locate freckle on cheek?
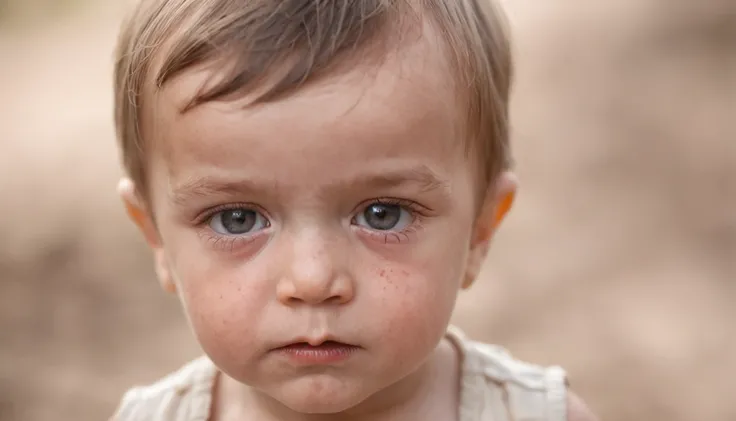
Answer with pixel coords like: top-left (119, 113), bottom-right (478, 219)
top-left (387, 269), bottom-right (396, 285)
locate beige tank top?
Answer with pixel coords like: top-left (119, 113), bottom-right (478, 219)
top-left (112, 326), bottom-right (568, 421)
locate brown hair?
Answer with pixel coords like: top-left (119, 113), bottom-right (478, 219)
top-left (113, 0), bottom-right (513, 200)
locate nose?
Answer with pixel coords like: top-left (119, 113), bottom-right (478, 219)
top-left (276, 227), bottom-right (354, 306)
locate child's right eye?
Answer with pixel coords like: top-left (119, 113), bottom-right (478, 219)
top-left (208, 208), bottom-right (270, 235)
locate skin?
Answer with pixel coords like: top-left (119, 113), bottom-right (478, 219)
top-left (120, 17), bottom-right (597, 421)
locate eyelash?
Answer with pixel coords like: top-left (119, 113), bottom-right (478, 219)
top-left (195, 198), bottom-right (430, 251)
top-left (195, 203), bottom-right (270, 252)
top-left (351, 197), bottom-right (427, 244)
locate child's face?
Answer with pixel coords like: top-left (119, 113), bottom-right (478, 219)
top-left (123, 33), bottom-right (515, 415)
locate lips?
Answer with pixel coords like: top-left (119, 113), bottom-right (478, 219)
top-left (277, 340), bottom-right (355, 350)
top-left (274, 334), bottom-right (358, 349)
top-left (273, 339), bottom-right (361, 365)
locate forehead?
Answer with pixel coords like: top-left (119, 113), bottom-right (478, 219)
top-left (144, 21), bottom-right (469, 197)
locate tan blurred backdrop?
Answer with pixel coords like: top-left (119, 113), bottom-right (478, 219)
top-left (0, 1), bottom-right (734, 420)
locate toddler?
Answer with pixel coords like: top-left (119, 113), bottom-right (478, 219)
top-left (111, 1), bottom-right (598, 420)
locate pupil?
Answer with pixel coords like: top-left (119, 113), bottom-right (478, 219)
top-left (365, 204), bottom-right (400, 230)
top-left (222, 209), bottom-right (255, 233)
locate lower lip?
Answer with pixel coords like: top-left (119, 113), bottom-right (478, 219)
top-left (275, 341), bottom-right (359, 365)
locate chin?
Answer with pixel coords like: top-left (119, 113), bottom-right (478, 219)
top-left (274, 375), bottom-right (372, 414)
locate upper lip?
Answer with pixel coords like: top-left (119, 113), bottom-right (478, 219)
top-left (274, 334), bottom-right (358, 349)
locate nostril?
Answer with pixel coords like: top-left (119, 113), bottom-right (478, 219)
top-left (287, 296), bottom-right (304, 305)
top-left (284, 294), bottom-right (346, 306)
top-left (326, 293), bottom-right (351, 305)
top-left (276, 274), bottom-right (354, 305)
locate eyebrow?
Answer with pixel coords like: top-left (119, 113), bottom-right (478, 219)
top-left (169, 176), bottom-right (267, 207)
top-left (168, 164), bottom-right (450, 206)
top-left (347, 165), bottom-right (449, 193)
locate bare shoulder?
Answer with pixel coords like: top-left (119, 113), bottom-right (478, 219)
top-left (567, 391), bottom-right (599, 421)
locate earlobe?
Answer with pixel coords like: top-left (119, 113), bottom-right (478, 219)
top-left (154, 249), bottom-right (177, 294)
top-left (117, 178), bottom-right (176, 294)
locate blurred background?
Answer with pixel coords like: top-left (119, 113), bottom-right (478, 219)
top-left (0, 0), bottom-right (734, 420)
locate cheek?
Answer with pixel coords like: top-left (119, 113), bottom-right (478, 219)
top-left (361, 210), bottom-right (474, 352)
top-left (368, 257), bottom-right (464, 358)
top-left (167, 243), bottom-right (271, 369)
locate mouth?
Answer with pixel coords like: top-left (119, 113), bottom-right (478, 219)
top-left (277, 339), bottom-right (358, 350)
top-left (273, 339), bottom-right (361, 365)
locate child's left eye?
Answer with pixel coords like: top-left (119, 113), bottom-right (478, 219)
top-left (353, 203), bottom-right (413, 231)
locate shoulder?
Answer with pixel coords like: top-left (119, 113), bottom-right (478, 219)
top-left (566, 391), bottom-right (599, 421)
top-left (110, 356), bottom-right (217, 421)
top-left (448, 327), bottom-right (580, 421)
top-left (458, 332), bottom-right (567, 394)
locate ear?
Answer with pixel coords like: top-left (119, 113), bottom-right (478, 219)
top-left (462, 171), bottom-right (518, 289)
top-left (118, 178), bottom-right (177, 294)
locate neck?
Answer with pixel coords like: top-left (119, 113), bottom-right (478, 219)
top-left (217, 338), bottom-right (460, 421)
